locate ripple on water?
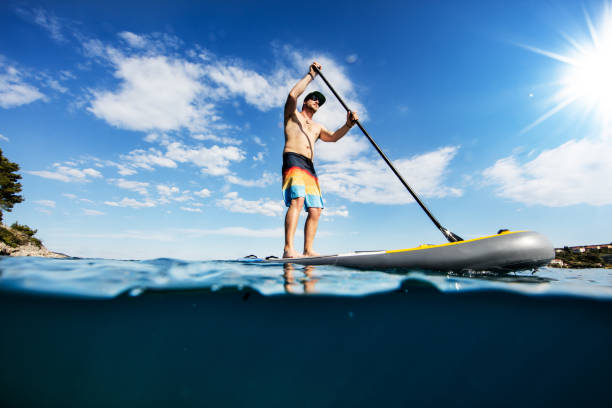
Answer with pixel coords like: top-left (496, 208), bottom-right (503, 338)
top-left (0, 257), bottom-right (610, 300)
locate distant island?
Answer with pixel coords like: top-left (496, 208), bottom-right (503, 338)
top-left (549, 244), bottom-right (612, 269)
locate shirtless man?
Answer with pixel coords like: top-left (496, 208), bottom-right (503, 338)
top-left (282, 62), bottom-right (359, 258)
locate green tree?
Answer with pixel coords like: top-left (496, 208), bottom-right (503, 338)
top-left (0, 148), bottom-right (24, 224)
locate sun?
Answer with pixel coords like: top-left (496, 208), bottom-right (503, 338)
top-left (524, 3), bottom-right (612, 132)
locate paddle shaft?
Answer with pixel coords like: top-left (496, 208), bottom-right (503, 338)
top-left (313, 66), bottom-right (462, 242)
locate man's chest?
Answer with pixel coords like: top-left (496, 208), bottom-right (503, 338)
top-left (288, 115), bottom-right (320, 140)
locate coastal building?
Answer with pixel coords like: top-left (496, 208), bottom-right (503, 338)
top-left (549, 259), bottom-right (564, 267)
top-left (555, 244), bottom-right (612, 253)
top-left (586, 244), bottom-right (612, 250)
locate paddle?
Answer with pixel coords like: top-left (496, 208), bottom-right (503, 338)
top-left (313, 66), bottom-right (463, 243)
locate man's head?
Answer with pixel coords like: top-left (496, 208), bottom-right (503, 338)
top-left (302, 91), bottom-right (326, 113)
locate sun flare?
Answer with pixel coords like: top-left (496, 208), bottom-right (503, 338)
top-left (525, 4), bottom-right (612, 132)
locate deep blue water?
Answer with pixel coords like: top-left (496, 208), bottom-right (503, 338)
top-left (0, 256), bottom-right (610, 299)
top-left (1, 257), bottom-right (611, 407)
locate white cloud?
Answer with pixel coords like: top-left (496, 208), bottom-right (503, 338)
top-left (89, 55), bottom-right (215, 132)
top-left (104, 198), bottom-right (157, 208)
top-left (63, 193), bottom-right (96, 205)
top-left (216, 192), bottom-right (284, 217)
top-left (70, 230), bottom-right (173, 241)
top-left (111, 178), bottom-right (150, 195)
top-left (81, 38), bottom-right (111, 60)
top-left (483, 138), bottom-right (612, 206)
top-left (225, 171), bottom-right (277, 187)
top-left (157, 185), bottom-right (180, 196)
top-left (78, 40), bottom-right (365, 159)
top-left (178, 226), bottom-right (283, 238)
top-left (318, 146), bottom-right (462, 204)
top-left (253, 136), bottom-right (266, 147)
top-left (91, 156), bottom-right (138, 176)
top-left (180, 206), bottom-right (202, 213)
top-left (117, 165), bottom-right (137, 176)
top-left (322, 206), bottom-right (349, 217)
top-left (316, 135), bottom-right (369, 162)
top-left (0, 62), bottom-right (45, 108)
top-left (46, 78), bottom-right (68, 93)
top-left (121, 148), bottom-right (177, 170)
top-left (118, 32), bottom-right (183, 54)
top-left (194, 188), bottom-right (211, 198)
top-left (83, 209), bottom-right (105, 216)
top-left (35, 200), bottom-right (56, 208)
top-left (34, 71), bottom-right (70, 95)
top-left (172, 194), bottom-right (192, 203)
top-left (346, 54), bottom-right (358, 64)
top-left (83, 168), bottom-right (102, 178)
top-left (205, 62), bottom-right (295, 111)
top-left (28, 165), bottom-right (102, 183)
top-left (166, 142), bottom-right (245, 175)
top-left (143, 132), bottom-right (173, 145)
top-left (144, 133), bottom-right (160, 143)
top-left (155, 185), bottom-right (192, 204)
top-left (202, 48), bottom-right (366, 134)
top-left (118, 32), bottom-right (147, 48)
top-left (191, 134), bottom-right (242, 145)
top-left (33, 9), bottom-right (63, 41)
top-left (16, 7), bottom-right (64, 42)
top-left (0, 133), bottom-right (8, 142)
top-left (60, 70), bottom-right (76, 80)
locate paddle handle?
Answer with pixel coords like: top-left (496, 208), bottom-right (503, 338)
top-left (313, 66), bottom-right (462, 242)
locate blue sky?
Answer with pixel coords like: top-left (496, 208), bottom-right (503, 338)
top-left (1, 0), bottom-right (611, 259)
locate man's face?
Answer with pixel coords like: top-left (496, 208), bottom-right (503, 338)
top-left (304, 96), bottom-right (320, 112)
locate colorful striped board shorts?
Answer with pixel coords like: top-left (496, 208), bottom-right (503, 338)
top-left (282, 152), bottom-right (324, 210)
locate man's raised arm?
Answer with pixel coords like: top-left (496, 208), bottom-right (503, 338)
top-left (319, 111), bottom-right (359, 142)
top-left (284, 62), bottom-right (321, 120)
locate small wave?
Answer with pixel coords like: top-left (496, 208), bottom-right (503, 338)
top-left (0, 257), bottom-right (610, 300)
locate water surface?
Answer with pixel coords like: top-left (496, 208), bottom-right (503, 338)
top-left (0, 256), bottom-right (610, 299)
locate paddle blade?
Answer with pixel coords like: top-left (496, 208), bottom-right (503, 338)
top-left (441, 228), bottom-right (463, 243)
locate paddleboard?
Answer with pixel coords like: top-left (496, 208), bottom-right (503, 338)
top-left (250, 231), bottom-right (554, 273)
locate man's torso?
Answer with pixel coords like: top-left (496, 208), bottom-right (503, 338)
top-left (283, 110), bottom-right (321, 160)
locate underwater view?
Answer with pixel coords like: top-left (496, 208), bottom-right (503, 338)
top-left (1, 257), bottom-right (611, 407)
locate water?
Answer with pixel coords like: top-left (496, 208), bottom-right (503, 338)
top-left (1, 256), bottom-right (611, 407)
top-left (0, 256), bottom-right (611, 299)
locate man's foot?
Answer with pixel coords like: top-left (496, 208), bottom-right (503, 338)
top-left (303, 250), bottom-right (320, 257)
top-left (283, 249), bottom-right (303, 259)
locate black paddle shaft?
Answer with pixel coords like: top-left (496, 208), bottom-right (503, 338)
top-left (312, 66), bottom-right (463, 243)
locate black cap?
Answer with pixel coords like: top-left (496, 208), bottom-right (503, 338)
top-left (304, 91), bottom-right (326, 106)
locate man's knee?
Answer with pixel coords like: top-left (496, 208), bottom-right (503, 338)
top-left (307, 207), bottom-right (322, 219)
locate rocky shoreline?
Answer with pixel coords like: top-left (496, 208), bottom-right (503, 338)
top-left (0, 224), bottom-right (69, 258)
top-left (0, 241), bottom-right (68, 258)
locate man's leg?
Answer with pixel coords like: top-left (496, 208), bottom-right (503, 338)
top-left (283, 197), bottom-right (304, 258)
top-left (303, 207), bottom-right (322, 257)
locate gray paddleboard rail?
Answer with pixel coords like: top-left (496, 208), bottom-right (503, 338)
top-left (264, 231), bottom-right (554, 273)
